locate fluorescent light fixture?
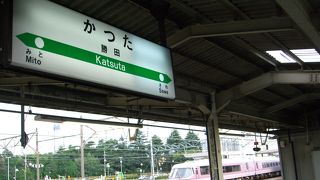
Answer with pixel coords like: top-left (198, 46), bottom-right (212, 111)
top-left (266, 50), bottom-right (296, 63)
top-left (291, 49), bottom-right (320, 62)
top-left (34, 114), bottom-right (143, 128)
top-left (266, 49), bottom-right (320, 63)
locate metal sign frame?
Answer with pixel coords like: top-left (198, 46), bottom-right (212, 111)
top-left (1, 0), bottom-right (176, 100)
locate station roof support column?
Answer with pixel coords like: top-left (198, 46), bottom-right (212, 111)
top-left (206, 91), bottom-right (224, 180)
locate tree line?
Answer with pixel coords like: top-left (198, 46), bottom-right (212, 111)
top-left (0, 129), bottom-right (202, 179)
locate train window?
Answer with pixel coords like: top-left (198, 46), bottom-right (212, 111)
top-left (246, 163), bottom-right (249, 170)
top-left (169, 168), bottom-right (193, 179)
top-left (256, 163), bottom-right (259, 169)
top-left (200, 166), bottom-right (210, 175)
top-left (223, 165), bottom-right (241, 173)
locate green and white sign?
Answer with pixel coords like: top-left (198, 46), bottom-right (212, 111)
top-left (12, 0), bottom-right (175, 99)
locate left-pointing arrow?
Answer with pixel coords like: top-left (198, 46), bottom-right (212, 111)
top-left (17, 32), bottom-right (172, 84)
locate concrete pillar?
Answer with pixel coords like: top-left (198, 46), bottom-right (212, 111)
top-left (206, 91), bottom-right (224, 180)
top-left (278, 130), bottom-right (320, 180)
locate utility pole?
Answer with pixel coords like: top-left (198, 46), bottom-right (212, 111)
top-left (7, 157), bottom-right (11, 180)
top-left (150, 140), bottom-right (155, 180)
top-left (80, 125), bottom-right (85, 179)
top-left (104, 150), bottom-right (106, 177)
top-left (119, 157), bottom-right (123, 173)
top-left (14, 165), bottom-right (17, 180)
top-left (36, 128), bottom-right (40, 180)
top-left (24, 154), bottom-right (27, 180)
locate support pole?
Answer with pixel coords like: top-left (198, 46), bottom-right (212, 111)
top-left (7, 157), bottom-right (10, 180)
top-left (20, 105), bottom-right (28, 148)
top-left (150, 0), bottom-right (169, 47)
top-left (206, 91), bottom-right (223, 180)
top-left (120, 157), bottom-right (122, 173)
top-left (21, 105), bottom-right (24, 145)
top-left (36, 128), bottom-right (40, 180)
top-left (150, 139), bottom-right (155, 180)
top-left (80, 125), bottom-right (85, 179)
top-left (104, 150), bottom-right (106, 177)
top-left (158, 19), bottom-right (167, 47)
top-left (24, 154), bottom-right (27, 180)
top-left (288, 130), bottom-right (298, 180)
top-left (14, 165), bottom-right (16, 180)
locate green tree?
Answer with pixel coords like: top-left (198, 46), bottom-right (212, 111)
top-left (127, 130), bottom-right (149, 174)
top-left (64, 160), bottom-right (79, 177)
top-left (84, 153), bottom-right (102, 176)
top-left (129, 130), bottom-right (147, 150)
top-left (166, 130), bottom-right (183, 150)
top-left (152, 135), bottom-right (163, 146)
top-left (118, 136), bottom-right (127, 149)
top-left (0, 149), bottom-right (17, 180)
top-left (184, 131), bottom-right (202, 152)
top-left (41, 153), bottom-right (57, 178)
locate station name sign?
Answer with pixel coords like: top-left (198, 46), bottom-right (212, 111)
top-left (11, 0), bottom-right (175, 99)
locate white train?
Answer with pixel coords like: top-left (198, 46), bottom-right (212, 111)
top-left (169, 157), bottom-right (281, 180)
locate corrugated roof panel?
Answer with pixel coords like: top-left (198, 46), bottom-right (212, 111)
top-left (240, 31), bottom-right (313, 52)
top-left (191, 39), bottom-right (264, 78)
top-left (176, 39), bottom-right (234, 65)
top-left (231, 0), bottom-right (278, 19)
top-left (309, 0), bottom-right (320, 9)
top-left (214, 37), bottom-right (275, 70)
top-left (238, 34), bottom-right (279, 50)
top-left (294, 84), bottom-right (320, 93)
top-left (194, 68), bottom-right (241, 87)
top-left (270, 31), bottom-right (314, 50)
top-left (216, 57), bottom-right (263, 80)
top-left (171, 53), bottom-right (186, 67)
top-left (268, 84), bottom-right (304, 99)
top-left (174, 59), bottom-right (210, 75)
top-left (167, 3), bottom-right (199, 26)
top-left (174, 38), bottom-right (266, 82)
top-left (250, 89), bottom-right (284, 105)
top-left (233, 96), bottom-right (269, 109)
top-left (182, 0), bottom-right (234, 22)
top-left (85, 1), bottom-right (114, 15)
top-left (97, 1), bottom-right (125, 20)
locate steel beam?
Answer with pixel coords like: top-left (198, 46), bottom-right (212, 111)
top-left (167, 17), bottom-right (294, 48)
top-left (226, 103), bottom-right (301, 127)
top-left (0, 90), bottom-right (206, 126)
top-left (0, 74), bottom-right (212, 107)
top-left (276, 0), bottom-right (320, 53)
top-left (0, 77), bottom-right (63, 86)
top-left (262, 93), bottom-right (320, 114)
top-left (216, 71), bottom-right (320, 109)
top-left (34, 114), bottom-right (143, 128)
